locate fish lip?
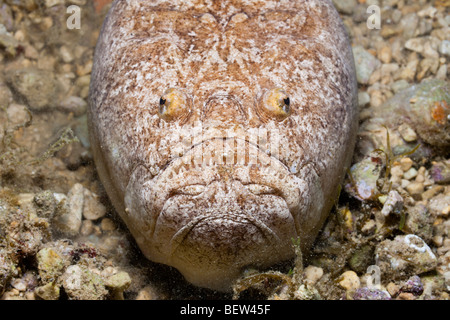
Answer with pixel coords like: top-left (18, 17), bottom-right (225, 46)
top-left (168, 213), bottom-right (282, 259)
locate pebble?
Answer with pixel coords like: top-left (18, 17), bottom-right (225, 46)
top-left (52, 184), bottom-right (84, 236)
top-left (331, 0), bottom-right (356, 15)
top-left (136, 285), bottom-right (159, 300)
top-left (10, 278), bottom-right (27, 291)
top-left (375, 234), bottom-right (437, 278)
top-left (404, 204), bottom-right (433, 242)
top-left (403, 167), bottom-right (418, 180)
top-left (352, 46), bottom-right (381, 85)
top-left (386, 282), bottom-right (399, 297)
top-left (381, 190), bottom-right (404, 217)
top-left (59, 45), bottom-right (74, 63)
top-left (427, 194), bottom-right (450, 217)
top-left (80, 219), bottom-right (94, 236)
top-left (345, 154), bottom-right (382, 201)
top-left (399, 275), bottom-right (424, 296)
top-left (100, 218), bottom-right (116, 232)
top-left (422, 185), bottom-right (444, 201)
top-left (105, 271), bottom-right (131, 299)
top-left (361, 219), bottom-right (376, 234)
top-left (6, 67), bottom-right (58, 111)
top-left (352, 287), bottom-right (391, 300)
top-left (378, 46), bottom-right (392, 64)
top-left (349, 245), bottom-right (374, 274)
top-left (338, 270), bottom-right (360, 291)
top-left (430, 161), bottom-right (450, 184)
top-left (62, 265), bottom-right (108, 300)
top-left (34, 282), bottom-right (60, 300)
top-left (82, 188), bottom-right (107, 220)
top-left (303, 266), bottom-right (323, 286)
top-left (399, 158), bottom-right (414, 172)
top-left (58, 96), bottom-right (87, 116)
top-left (358, 91), bottom-right (371, 108)
top-left (33, 191), bottom-right (57, 219)
top-left (405, 181), bottom-right (424, 200)
top-left (439, 40), bottom-right (450, 57)
top-left (36, 247), bottom-right (65, 284)
top-left (397, 124), bottom-right (417, 142)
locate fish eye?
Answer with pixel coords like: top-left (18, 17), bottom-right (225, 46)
top-left (257, 88), bottom-right (292, 121)
top-left (158, 88), bottom-right (191, 121)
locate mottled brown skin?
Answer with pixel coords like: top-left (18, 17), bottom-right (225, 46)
top-left (88, 0), bottom-right (358, 291)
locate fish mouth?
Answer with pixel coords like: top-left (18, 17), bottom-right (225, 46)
top-left (143, 137), bottom-right (303, 257)
top-left (169, 213), bottom-right (281, 258)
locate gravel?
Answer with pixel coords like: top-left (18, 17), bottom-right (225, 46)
top-left (0, 0), bottom-right (449, 300)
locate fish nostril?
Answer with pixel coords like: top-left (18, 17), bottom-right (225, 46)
top-left (202, 94), bottom-right (247, 122)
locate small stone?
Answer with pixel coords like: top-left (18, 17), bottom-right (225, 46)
top-left (430, 161), bottom-right (450, 184)
top-left (375, 234), bottom-right (437, 279)
top-left (378, 46), bottom-right (392, 64)
top-left (59, 96), bottom-right (87, 117)
top-left (405, 181), bottom-right (424, 200)
top-left (59, 45), bottom-right (74, 63)
top-left (82, 188), bottom-right (107, 220)
top-left (136, 285), bottom-right (158, 300)
top-left (100, 218), bottom-right (116, 232)
top-left (44, 0), bottom-right (64, 8)
top-left (6, 104), bottom-right (31, 127)
top-left (105, 271), bottom-right (131, 300)
top-left (345, 154), bottom-right (383, 201)
top-left (80, 219), bottom-right (94, 236)
top-left (11, 278), bottom-right (27, 291)
top-left (33, 191), bottom-right (57, 219)
top-left (399, 158), bottom-right (414, 172)
top-left (398, 124), bottom-right (417, 142)
top-left (303, 266), bottom-right (323, 286)
top-left (404, 204), bottom-right (433, 242)
top-left (399, 275), bottom-right (424, 296)
top-left (403, 167), bottom-right (418, 180)
top-left (358, 91), bottom-right (371, 108)
top-left (352, 287), bottom-right (391, 300)
top-left (36, 248), bottom-right (65, 283)
top-left (338, 271), bottom-right (360, 291)
top-left (442, 206), bottom-right (450, 217)
top-left (352, 46), bottom-right (381, 85)
top-left (76, 60), bottom-right (93, 77)
top-left (52, 184), bottom-right (84, 236)
top-left (34, 282), bottom-right (60, 300)
top-left (331, 0), bottom-right (357, 15)
top-left (405, 38), bottom-right (425, 54)
top-left (439, 40), bottom-right (450, 57)
top-left (386, 282), bottom-right (399, 297)
top-left (427, 193), bottom-right (450, 217)
top-left (349, 245), bottom-right (374, 274)
top-left (381, 190), bottom-right (404, 217)
top-left (401, 13), bottom-right (419, 39)
top-left (391, 165), bottom-right (404, 178)
top-left (422, 185), bottom-right (444, 201)
top-left (62, 265), bottom-right (108, 300)
top-left (391, 80), bottom-right (410, 94)
top-left (399, 60), bottom-right (418, 81)
top-left (6, 67), bottom-right (58, 111)
top-left (397, 292), bottom-right (416, 300)
top-left (361, 219), bottom-right (376, 234)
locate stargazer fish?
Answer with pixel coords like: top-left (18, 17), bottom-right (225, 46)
top-left (88, 0), bottom-right (358, 291)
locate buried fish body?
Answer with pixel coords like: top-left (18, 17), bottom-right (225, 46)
top-left (88, 0), bottom-right (358, 291)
